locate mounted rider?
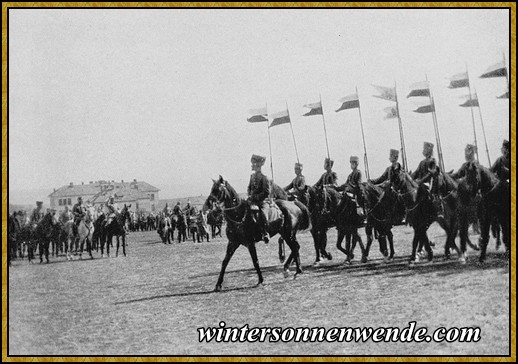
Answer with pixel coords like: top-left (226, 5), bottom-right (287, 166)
top-left (173, 201), bottom-right (182, 216)
top-left (368, 149), bottom-right (402, 187)
top-left (59, 205), bottom-right (74, 225)
top-left (412, 142), bottom-right (442, 217)
top-left (72, 197), bottom-right (85, 236)
top-left (184, 200), bottom-right (197, 217)
top-left (247, 154), bottom-right (271, 244)
top-left (336, 156), bottom-right (364, 216)
top-left (30, 201), bottom-right (45, 228)
top-left (284, 162), bottom-right (306, 202)
top-left (105, 195), bottom-right (119, 227)
top-left (490, 139), bottom-right (509, 182)
top-left (314, 158), bottom-right (338, 189)
top-left (451, 144), bottom-right (478, 179)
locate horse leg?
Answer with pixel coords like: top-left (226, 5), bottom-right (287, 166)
top-left (491, 219), bottom-right (501, 250)
top-left (215, 240), bottom-right (240, 292)
top-left (247, 242), bottom-right (264, 287)
top-left (116, 236), bottom-right (120, 257)
top-left (44, 240), bottom-right (50, 263)
top-left (363, 224), bottom-right (373, 263)
top-left (408, 229), bottom-right (420, 266)
top-left (378, 234), bottom-right (389, 262)
top-left (458, 212), bottom-right (470, 264)
top-left (310, 228), bottom-right (321, 264)
top-left (386, 229), bottom-right (395, 260)
top-left (421, 229), bottom-right (433, 262)
top-left (321, 231), bottom-right (332, 260)
top-left (335, 229), bottom-right (348, 261)
top-left (39, 240), bottom-right (44, 263)
top-left (278, 237), bottom-right (286, 264)
top-left (478, 206), bottom-right (491, 263)
top-left (354, 231), bottom-right (367, 263)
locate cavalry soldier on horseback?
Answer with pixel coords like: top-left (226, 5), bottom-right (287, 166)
top-left (284, 162), bottom-right (306, 201)
top-left (105, 195), bottom-right (119, 227)
top-left (314, 158), bottom-right (338, 188)
top-left (411, 142), bottom-right (437, 183)
top-left (184, 200), bottom-right (197, 217)
top-left (72, 197), bottom-right (85, 237)
top-left (491, 139), bottom-right (509, 182)
top-left (247, 154), bottom-right (271, 244)
top-left (451, 144), bottom-right (478, 179)
top-left (173, 202), bottom-right (182, 216)
top-left (59, 205), bottom-right (73, 225)
top-left (336, 156), bottom-right (364, 215)
top-left (412, 142), bottom-right (443, 218)
top-left (30, 201), bottom-right (45, 228)
top-left (368, 149), bottom-right (401, 187)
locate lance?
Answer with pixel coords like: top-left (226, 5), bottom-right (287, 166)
top-left (265, 102), bottom-right (274, 181)
top-left (425, 75), bottom-right (445, 171)
top-left (466, 64), bottom-right (480, 162)
top-left (356, 86), bottom-right (370, 179)
top-left (320, 93), bottom-right (331, 160)
top-left (286, 101), bottom-right (300, 165)
top-left (474, 89), bottom-right (492, 166)
top-left (394, 80), bottom-right (408, 171)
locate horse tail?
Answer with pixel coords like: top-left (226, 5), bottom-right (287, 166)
top-left (294, 200), bottom-right (310, 231)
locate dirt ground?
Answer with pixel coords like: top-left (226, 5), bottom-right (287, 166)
top-left (8, 223), bottom-right (510, 357)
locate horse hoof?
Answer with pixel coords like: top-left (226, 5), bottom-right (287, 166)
top-left (256, 281), bottom-right (264, 287)
top-left (214, 285), bottom-right (222, 292)
top-left (459, 257), bottom-right (466, 265)
top-left (327, 253), bottom-right (333, 260)
top-left (312, 261), bottom-right (320, 267)
top-left (408, 260), bottom-right (415, 268)
top-left (283, 269), bottom-right (290, 279)
top-left (361, 257), bottom-right (368, 264)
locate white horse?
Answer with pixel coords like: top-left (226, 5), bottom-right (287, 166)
top-left (77, 205), bottom-right (96, 260)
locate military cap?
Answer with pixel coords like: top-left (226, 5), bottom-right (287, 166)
top-left (423, 142), bottom-right (434, 153)
top-left (36, 201), bottom-right (43, 206)
top-left (465, 144), bottom-right (477, 153)
top-left (324, 158), bottom-right (334, 168)
top-left (503, 139), bottom-right (509, 150)
top-left (251, 154), bottom-right (266, 165)
top-left (295, 162), bottom-right (303, 169)
top-left (390, 149), bottom-right (399, 159)
top-left (350, 156), bottom-right (359, 163)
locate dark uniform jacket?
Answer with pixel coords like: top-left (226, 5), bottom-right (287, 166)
top-left (411, 157), bottom-right (437, 182)
top-left (490, 156), bottom-right (509, 181)
top-left (284, 175), bottom-right (306, 192)
top-left (72, 203), bottom-right (85, 223)
top-left (451, 160), bottom-right (479, 180)
top-left (30, 208), bottom-right (44, 225)
top-left (314, 171), bottom-right (338, 188)
top-left (370, 163), bottom-right (401, 185)
top-left (248, 172), bottom-right (270, 205)
top-left (337, 169), bottom-right (362, 195)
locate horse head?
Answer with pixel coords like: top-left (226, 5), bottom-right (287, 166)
top-left (204, 175), bottom-right (238, 211)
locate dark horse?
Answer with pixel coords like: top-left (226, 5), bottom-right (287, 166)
top-left (104, 205), bottom-right (131, 257)
top-left (305, 186), bottom-right (365, 265)
top-left (204, 176), bottom-right (310, 291)
top-left (33, 211), bottom-right (60, 264)
top-left (389, 170), bottom-right (436, 266)
top-left (458, 162), bottom-right (509, 263)
top-left (358, 182), bottom-right (401, 262)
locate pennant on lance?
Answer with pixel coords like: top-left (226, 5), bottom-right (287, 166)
top-left (269, 109), bottom-right (291, 128)
top-left (246, 107), bottom-right (268, 123)
top-left (459, 93), bottom-right (479, 107)
top-left (302, 101), bottom-right (323, 116)
top-left (497, 91), bottom-right (509, 99)
top-left (372, 84), bottom-right (396, 102)
top-left (480, 61), bottom-right (507, 78)
top-left (407, 81), bottom-right (430, 98)
top-left (383, 106), bottom-right (399, 119)
top-left (335, 93), bottom-right (360, 112)
top-left (413, 103), bottom-right (435, 114)
top-left (448, 72), bottom-right (470, 89)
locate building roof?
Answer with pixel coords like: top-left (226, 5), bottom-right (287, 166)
top-left (48, 180), bottom-right (159, 198)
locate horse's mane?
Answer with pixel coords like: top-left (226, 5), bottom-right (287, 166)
top-left (361, 182), bottom-right (382, 202)
top-left (478, 164), bottom-right (499, 191)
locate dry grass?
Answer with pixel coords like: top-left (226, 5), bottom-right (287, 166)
top-left (8, 223), bottom-right (509, 356)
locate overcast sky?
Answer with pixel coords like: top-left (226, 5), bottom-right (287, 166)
top-left (8, 8), bottom-right (510, 204)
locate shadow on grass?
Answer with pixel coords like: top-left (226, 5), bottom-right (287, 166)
top-left (114, 283), bottom-right (263, 305)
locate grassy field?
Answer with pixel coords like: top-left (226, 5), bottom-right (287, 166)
top-left (8, 223), bottom-right (510, 357)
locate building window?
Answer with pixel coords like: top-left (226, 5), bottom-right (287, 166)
top-left (150, 194), bottom-right (155, 201)
top-left (68, 198), bottom-right (72, 205)
top-left (58, 199), bottom-right (62, 206)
